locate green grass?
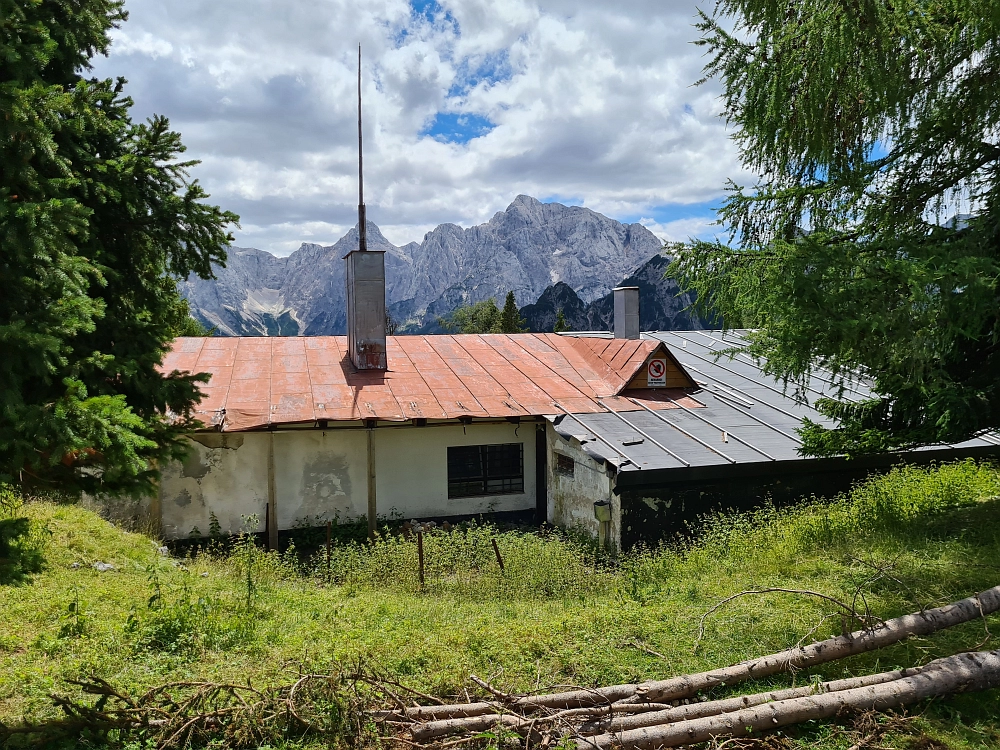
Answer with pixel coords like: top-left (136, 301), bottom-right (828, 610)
top-left (2, 460), bottom-right (1000, 748)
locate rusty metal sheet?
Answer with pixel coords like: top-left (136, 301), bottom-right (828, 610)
top-left (166, 332), bottom-right (708, 431)
top-left (162, 337), bottom-right (206, 374)
top-left (194, 387), bottom-right (229, 413)
top-left (303, 338), bottom-right (345, 368)
top-left (544, 338), bottom-right (612, 393)
top-left (173, 337), bottom-right (206, 354)
top-left (270, 372), bottom-right (313, 400)
top-left (608, 340), bottom-right (643, 370)
top-left (226, 380), bottom-right (270, 405)
top-left (235, 338), bottom-right (272, 357)
top-left (200, 362), bottom-right (233, 384)
top-left (555, 396), bottom-right (601, 413)
top-left (351, 385), bottom-right (406, 421)
top-left (224, 406), bottom-right (270, 431)
top-left (308, 366), bottom-right (350, 386)
top-left (310, 390), bottom-right (360, 421)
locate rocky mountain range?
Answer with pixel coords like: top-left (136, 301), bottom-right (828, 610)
top-left (180, 195), bottom-right (708, 336)
top-left (519, 255), bottom-right (713, 333)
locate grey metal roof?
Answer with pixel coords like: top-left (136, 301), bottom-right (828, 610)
top-left (552, 330), bottom-right (1000, 474)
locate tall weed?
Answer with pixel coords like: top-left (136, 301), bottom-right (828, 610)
top-left (622, 460), bottom-right (1000, 599)
top-left (314, 522), bottom-right (615, 600)
top-left (125, 566), bottom-right (255, 654)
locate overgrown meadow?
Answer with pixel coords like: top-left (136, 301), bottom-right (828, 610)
top-left (2, 460), bottom-right (1000, 748)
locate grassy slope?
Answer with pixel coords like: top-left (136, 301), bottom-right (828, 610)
top-left (2, 460), bottom-right (1000, 748)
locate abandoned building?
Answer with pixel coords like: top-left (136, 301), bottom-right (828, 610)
top-left (152, 65), bottom-right (999, 550)
top-left (156, 268), bottom-right (1000, 550)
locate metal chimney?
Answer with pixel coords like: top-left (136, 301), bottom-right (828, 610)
top-left (613, 286), bottom-right (639, 339)
top-left (345, 45), bottom-right (387, 370)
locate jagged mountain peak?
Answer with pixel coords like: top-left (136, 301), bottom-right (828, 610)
top-left (180, 197), bottom-right (668, 336)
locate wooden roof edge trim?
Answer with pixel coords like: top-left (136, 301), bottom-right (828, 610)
top-left (658, 341), bottom-right (697, 389)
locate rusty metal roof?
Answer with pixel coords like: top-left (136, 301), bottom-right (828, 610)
top-left (163, 334), bottom-right (700, 431)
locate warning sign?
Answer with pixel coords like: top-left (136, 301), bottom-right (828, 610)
top-left (647, 358), bottom-right (667, 387)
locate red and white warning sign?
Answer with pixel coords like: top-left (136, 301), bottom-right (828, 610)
top-left (647, 358), bottom-right (667, 387)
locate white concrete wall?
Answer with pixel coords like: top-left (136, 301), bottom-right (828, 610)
top-left (158, 422), bottom-right (536, 539)
top-left (546, 423), bottom-right (620, 549)
top-left (376, 422), bottom-right (535, 518)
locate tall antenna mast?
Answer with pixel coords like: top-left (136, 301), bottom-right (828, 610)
top-left (357, 44), bottom-right (368, 253)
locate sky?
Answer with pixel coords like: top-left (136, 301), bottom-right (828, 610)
top-left (91, 0), bottom-right (750, 255)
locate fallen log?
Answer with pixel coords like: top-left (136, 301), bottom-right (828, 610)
top-left (410, 665), bottom-right (908, 740)
top-left (392, 702), bottom-right (497, 721)
top-left (578, 649), bottom-right (1000, 749)
top-left (410, 703), bottom-right (685, 741)
top-left (634, 584), bottom-right (1000, 703)
top-left (578, 667), bottom-right (912, 736)
top-left (415, 584), bottom-right (1000, 713)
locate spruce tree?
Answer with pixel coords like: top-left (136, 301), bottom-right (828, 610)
top-left (499, 291), bottom-right (527, 334)
top-left (439, 299), bottom-right (501, 334)
top-left (553, 309), bottom-right (569, 333)
top-left (670, 0), bottom-right (1000, 455)
top-left (1, 0), bottom-right (237, 494)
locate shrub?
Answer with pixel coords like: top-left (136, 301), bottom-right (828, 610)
top-left (125, 566), bottom-right (254, 654)
top-left (0, 484), bottom-right (49, 583)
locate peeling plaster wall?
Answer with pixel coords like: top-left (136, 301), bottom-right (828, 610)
top-left (158, 422), bottom-right (536, 539)
top-left (160, 433), bottom-right (268, 538)
top-left (274, 430), bottom-right (368, 527)
top-left (546, 423), bottom-right (618, 549)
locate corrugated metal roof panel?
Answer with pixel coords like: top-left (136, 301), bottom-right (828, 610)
top-left (545, 331), bottom-right (1000, 472)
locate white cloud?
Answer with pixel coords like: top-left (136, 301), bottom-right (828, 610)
top-left (92, 0), bottom-right (749, 255)
top-left (638, 216), bottom-right (722, 244)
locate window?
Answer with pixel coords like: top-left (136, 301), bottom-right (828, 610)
top-left (448, 443), bottom-right (524, 498)
top-left (555, 453), bottom-right (575, 477)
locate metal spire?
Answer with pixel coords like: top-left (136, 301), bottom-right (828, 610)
top-left (358, 44), bottom-right (368, 252)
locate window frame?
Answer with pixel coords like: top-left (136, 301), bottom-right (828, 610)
top-left (555, 452), bottom-right (575, 477)
top-left (447, 443), bottom-right (525, 498)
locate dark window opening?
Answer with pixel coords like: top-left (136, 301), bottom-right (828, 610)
top-left (448, 443), bottom-right (524, 498)
top-left (555, 453), bottom-right (575, 477)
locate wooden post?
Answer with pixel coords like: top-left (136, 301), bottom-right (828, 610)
top-left (491, 538), bottom-right (505, 573)
top-left (417, 530), bottom-right (425, 588)
top-left (267, 431), bottom-right (278, 552)
top-left (367, 424), bottom-right (377, 540)
top-left (326, 520), bottom-right (332, 580)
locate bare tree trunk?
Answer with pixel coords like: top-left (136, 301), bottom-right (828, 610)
top-left (411, 667), bottom-right (908, 740)
top-left (579, 667), bottom-right (912, 735)
top-left (394, 585), bottom-right (1000, 726)
top-left (578, 650), bottom-right (1000, 750)
top-left (509, 584), bottom-right (1000, 710)
top-left (634, 585), bottom-right (1000, 703)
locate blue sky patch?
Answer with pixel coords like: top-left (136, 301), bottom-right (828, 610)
top-left (394, 0), bottom-right (457, 46)
top-left (410, 0), bottom-right (442, 22)
top-left (448, 50), bottom-right (512, 97)
top-left (422, 113), bottom-right (495, 143)
top-left (634, 200), bottom-right (721, 225)
top-left (539, 194), bottom-right (585, 207)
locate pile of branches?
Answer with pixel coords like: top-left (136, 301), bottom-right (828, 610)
top-left (0, 671), bottom-right (377, 748)
top-left (383, 585), bottom-right (1000, 749)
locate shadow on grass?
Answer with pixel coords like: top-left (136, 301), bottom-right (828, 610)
top-left (0, 515), bottom-right (47, 585)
